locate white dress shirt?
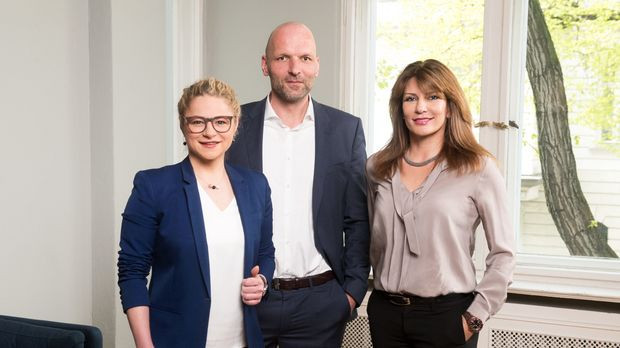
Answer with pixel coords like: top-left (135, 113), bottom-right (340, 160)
top-left (198, 184), bottom-right (246, 348)
top-left (262, 95), bottom-right (331, 278)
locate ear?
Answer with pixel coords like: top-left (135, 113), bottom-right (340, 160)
top-left (261, 55), bottom-right (269, 77)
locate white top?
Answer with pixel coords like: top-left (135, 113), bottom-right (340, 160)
top-left (198, 184), bottom-right (246, 348)
top-left (262, 95), bottom-right (331, 278)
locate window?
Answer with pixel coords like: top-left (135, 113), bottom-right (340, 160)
top-left (513, 0), bottom-right (620, 301)
top-left (342, 0), bottom-right (620, 301)
top-left (371, 0), bottom-right (485, 152)
top-left (519, 0), bottom-right (620, 259)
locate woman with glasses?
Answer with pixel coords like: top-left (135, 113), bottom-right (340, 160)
top-left (118, 77), bottom-right (274, 348)
top-left (366, 60), bottom-right (515, 347)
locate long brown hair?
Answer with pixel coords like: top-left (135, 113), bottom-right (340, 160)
top-left (372, 59), bottom-right (491, 180)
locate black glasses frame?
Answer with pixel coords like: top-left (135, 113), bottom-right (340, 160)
top-left (183, 116), bottom-right (236, 134)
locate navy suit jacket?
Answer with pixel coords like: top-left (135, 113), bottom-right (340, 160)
top-left (117, 157), bottom-right (275, 348)
top-left (227, 97), bottom-right (370, 304)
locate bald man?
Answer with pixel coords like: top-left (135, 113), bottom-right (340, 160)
top-left (227, 22), bottom-right (370, 347)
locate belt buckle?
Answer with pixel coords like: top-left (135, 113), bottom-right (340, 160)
top-left (388, 294), bottom-right (411, 306)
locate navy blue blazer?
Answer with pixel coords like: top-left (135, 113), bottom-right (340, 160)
top-left (117, 157), bottom-right (275, 348)
top-left (226, 98), bottom-right (370, 304)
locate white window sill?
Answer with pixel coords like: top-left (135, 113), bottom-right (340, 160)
top-left (508, 257), bottom-right (620, 303)
top-left (509, 280), bottom-right (620, 303)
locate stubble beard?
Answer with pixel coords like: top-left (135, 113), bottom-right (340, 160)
top-left (270, 77), bottom-right (313, 104)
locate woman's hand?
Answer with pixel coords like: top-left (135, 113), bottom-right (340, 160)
top-left (462, 315), bottom-right (474, 341)
top-left (241, 265), bottom-right (266, 306)
top-left (126, 306), bottom-right (155, 348)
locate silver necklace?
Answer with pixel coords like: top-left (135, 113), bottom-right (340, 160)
top-left (403, 153), bottom-right (439, 167)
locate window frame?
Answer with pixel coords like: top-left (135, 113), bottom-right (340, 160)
top-left (338, 0), bottom-right (376, 140)
top-left (341, 0), bottom-right (620, 303)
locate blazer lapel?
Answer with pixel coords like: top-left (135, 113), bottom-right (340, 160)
top-left (241, 99), bottom-right (267, 172)
top-left (311, 100), bottom-right (332, 230)
top-left (227, 164), bottom-right (254, 277)
top-left (181, 157), bottom-right (211, 297)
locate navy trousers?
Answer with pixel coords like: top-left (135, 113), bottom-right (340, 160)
top-left (368, 290), bottom-right (479, 348)
top-left (257, 278), bottom-right (351, 348)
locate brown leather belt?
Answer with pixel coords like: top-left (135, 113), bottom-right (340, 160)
top-left (378, 290), bottom-right (471, 306)
top-left (272, 271), bottom-right (335, 290)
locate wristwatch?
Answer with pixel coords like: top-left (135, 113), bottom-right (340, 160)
top-left (463, 311), bottom-right (484, 333)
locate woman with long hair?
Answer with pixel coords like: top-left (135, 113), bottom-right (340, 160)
top-left (366, 59), bottom-right (515, 347)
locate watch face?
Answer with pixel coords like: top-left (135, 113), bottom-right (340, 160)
top-left (468, 317), bottom-right (483, 332)
top-left (465, 312), bottom-right (483, 333)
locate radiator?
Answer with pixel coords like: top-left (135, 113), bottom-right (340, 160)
top-left (343, 316), bottom-right (372, 348)
top-left (490, 329), bottom-right (620, 348)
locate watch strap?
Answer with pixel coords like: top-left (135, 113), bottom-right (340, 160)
top-left (463, 311), bottom-right (484, 333)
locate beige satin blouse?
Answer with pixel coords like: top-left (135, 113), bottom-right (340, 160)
top-left (366, 155), bottom-right (515, 321)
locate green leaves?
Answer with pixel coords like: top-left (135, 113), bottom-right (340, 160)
top-left (375, 0), bottom-right (484, 117)
top-left (541, 0), bottom-right (620, 142)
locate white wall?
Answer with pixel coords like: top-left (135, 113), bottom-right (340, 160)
top-left (0, 1), bottom-right (169, 347)
top-left (204, 0), bottom-right (342, 107)
top-left (0, 0), bottom-right (92, 323)
top-left (89, 0), bottom-right (116, 343)
top-left (109, 1), bottom-right (170, 346)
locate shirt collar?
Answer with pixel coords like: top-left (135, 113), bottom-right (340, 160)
top-left (264, 94), bottom-right (315, 126)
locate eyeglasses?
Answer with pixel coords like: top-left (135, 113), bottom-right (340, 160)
top-left (183, 116), bottom-right (236, 134)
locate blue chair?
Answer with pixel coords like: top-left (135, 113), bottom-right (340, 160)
top-left (0, 315), bottom-right (102, 348)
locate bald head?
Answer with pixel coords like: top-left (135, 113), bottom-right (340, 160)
top-left (260, 21), bottom-right (320, 105)
top-left (264, 22), bottom-right (317, 60)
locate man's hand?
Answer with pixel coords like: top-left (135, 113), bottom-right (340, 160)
top-left (345, 293), bottom-right (356, 313)
top-left (241, 265), bottom-right (265, 306)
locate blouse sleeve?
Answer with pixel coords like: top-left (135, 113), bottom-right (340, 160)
top-left (468, 159), bottom-right (516, 321)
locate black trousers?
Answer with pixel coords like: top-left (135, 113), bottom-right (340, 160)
top-left (256, 278), bottom-right (351, 348)
top-left (368, 290), bottom-right (479, 348)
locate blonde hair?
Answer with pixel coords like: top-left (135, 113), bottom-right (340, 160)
top-left (373, 59), bottom-right (491, 180)
top-left (177, 77), bottom-right (241, 130)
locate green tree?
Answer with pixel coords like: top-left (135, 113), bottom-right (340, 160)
top-left (526, 0), bottom-right (617, 257)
